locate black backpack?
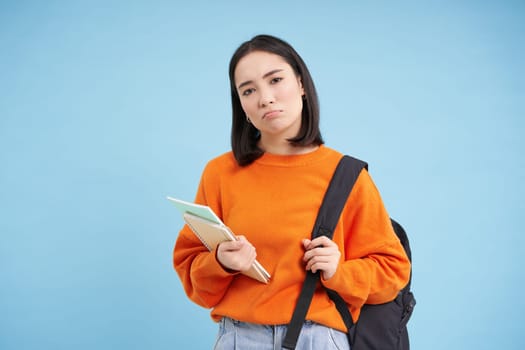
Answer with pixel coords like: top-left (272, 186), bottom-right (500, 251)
top-left (283, 155), bottom-right (416, 350)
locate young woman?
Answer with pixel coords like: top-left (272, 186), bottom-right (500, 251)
top-left (173, 34), bottom-right (411, 350)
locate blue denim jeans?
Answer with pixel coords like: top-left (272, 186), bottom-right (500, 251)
top-left (213, 317), bottom-right (350, 350)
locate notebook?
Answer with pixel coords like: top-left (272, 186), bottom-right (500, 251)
top-left (167, 196), bottom-right (271, 283)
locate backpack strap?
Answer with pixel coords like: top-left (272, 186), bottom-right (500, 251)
top-left (282, 155), bottom-right (368, 350)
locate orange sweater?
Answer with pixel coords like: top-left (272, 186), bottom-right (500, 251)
top-left (173, 145), bottom-right (410, 332)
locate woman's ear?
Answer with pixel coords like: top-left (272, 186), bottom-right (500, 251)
top-left (298, 76), bottom-right (305, 96)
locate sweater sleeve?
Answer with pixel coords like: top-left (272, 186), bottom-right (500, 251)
top-left (321, 169), bottom-right (411, 308)
top-left (172, 162), bottom-right (236, 308)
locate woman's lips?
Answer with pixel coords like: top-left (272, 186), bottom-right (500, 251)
top-left (263, 110), bottom-right (281, 119)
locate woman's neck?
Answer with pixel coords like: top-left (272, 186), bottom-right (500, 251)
top-left (258, 137), bottom-right (318, 155)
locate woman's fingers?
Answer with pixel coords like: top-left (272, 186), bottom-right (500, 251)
top-left (302, 236), bottom-right (341, 280)
top-left (217, 235), bottom-right (256, 272)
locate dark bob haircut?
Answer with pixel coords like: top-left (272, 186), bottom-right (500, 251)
top-left (228, 34), bottom-right (324, 166)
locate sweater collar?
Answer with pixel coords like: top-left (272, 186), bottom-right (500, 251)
top-left (254, 145), bottom-right (331, 167)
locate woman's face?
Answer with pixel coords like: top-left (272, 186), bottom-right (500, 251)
top-left (234, 51), bottom-right (304, 142)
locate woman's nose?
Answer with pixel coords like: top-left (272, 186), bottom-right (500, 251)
top-left (258, 88), bottom-right (275, 107)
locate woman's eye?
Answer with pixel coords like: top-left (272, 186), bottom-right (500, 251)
top-left (270, 77), bottom-right (283, 84)
top-left (242, 88), bottom-right (255, 96)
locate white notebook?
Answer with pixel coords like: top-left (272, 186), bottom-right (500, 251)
top-left (168, 196), bottom-right (271, 283)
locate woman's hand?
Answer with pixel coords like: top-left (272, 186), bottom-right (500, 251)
top-left (303, 236), bottom-right (341, 280)
top-left (216, 235), bottom-right (256, 273)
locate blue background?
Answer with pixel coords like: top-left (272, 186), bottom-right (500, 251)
top-left (1, 1), bottom-right (523, 349)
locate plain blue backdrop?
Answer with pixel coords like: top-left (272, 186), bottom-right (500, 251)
top-left (1, 1), bottom-right (523, 349)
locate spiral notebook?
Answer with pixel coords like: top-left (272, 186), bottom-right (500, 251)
top-left (167, 196), bottom-right (271, 283)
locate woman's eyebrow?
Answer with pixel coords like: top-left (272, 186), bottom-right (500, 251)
top-left (237, 69), bottom-right (284, 90)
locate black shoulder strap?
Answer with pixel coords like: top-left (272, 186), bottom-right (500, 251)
top-left (282, 155), bottom-right (368, 350)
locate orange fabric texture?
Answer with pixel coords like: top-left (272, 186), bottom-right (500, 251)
top-left (173, 146), bottom-right (411, 332)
